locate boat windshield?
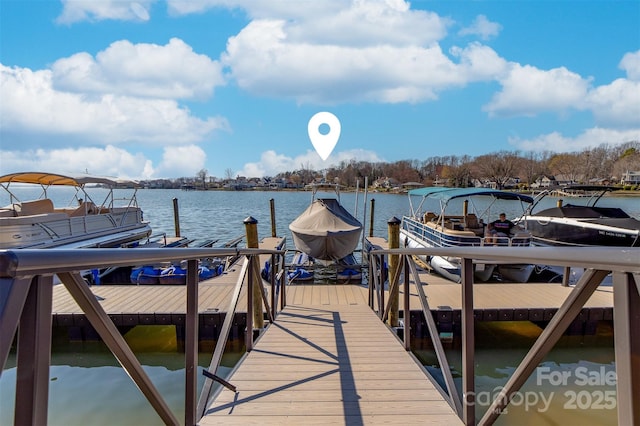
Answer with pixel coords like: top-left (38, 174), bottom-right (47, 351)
top-left (526, 185), bottom-right (618, 214)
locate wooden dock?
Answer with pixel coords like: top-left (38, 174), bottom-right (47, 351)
top-left (200, 303), bottom-right (461, 425)
top-left (41, 236), bottom-right (623, 425)
top-left (51, 276), bottom-right (614, 334)
top-left (50, 236), bottom-right (615, 340)
top-left (53, 237), bottom-right (613, 341)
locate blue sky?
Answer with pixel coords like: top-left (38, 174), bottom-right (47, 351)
top-left (1, 0), bottom-right (639, 180)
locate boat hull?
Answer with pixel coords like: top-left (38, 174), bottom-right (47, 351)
top-left (401, 231), bottom-right (496, 283)
top-left (0, 210), bottom-right (151, 249)
top-left (517, 190), bottom-right (640, 247)
top-left (521, 217), bottom-right (640, 247)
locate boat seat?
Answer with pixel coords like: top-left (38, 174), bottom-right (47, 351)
top-left (14, 199), bottom-right (54, 216)
top-left (444, 221), bottom-right (461, 230)
top-left (423, 212), bottom-right (437, 222)
top-left (464, 214), bottom-right (485, 236)
top-left (69, 201), bottom-right (98, 217)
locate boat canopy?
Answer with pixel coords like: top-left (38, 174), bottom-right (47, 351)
top-left (408, 187), bottom-right (533, 204)
top-left (407, 187), bottom-right (453, 198)
top-left (0, 172), bottom-right (139, 187)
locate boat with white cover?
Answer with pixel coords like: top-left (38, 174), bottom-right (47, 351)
top-left (0, 172), bottom-right (152, 249)
top-left (289, 183), bottom-right (363, 261)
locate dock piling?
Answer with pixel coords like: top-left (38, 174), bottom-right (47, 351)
top-left (369, 198), bottom-right (375, 237)
top-left (172, 198), bottom-right (181, 237)
top-left (244, 217), bottom-right (264, 332)
top-left (387, 217), bottom-right (400, 327)
top-left (269, 198), bottom-right (276, 238)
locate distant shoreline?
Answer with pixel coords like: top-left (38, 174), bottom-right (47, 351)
top-left (171, 187), bottom-right (640, 196)
top-left (525, 190), bottom-right (640, 197)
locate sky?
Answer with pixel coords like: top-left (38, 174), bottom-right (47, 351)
top-left (1, 0), bottom-right (639, 180)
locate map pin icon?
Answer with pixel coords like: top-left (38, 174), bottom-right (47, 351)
top-left (308, 112), bottom-right (341, 161)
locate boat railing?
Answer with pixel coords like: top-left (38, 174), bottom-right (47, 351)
top-left (0, 245), bottom-right (287, 426)
top-left (403, 216), bottom-right (533, 248)
top-left (364, 244), bottom-right (640, 426)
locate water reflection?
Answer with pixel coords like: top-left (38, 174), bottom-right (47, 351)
top-left (414, 321), bottom-right (617, 425)
top-left (1, 325), bottom-right (243, 426)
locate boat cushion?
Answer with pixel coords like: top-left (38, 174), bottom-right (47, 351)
top-left (465, 214), bottom-right (479, 228)
top-left (14, 199), bottom-right (54, 216)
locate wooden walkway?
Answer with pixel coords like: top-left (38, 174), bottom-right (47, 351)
top-left (200, 303), bottom-right (462, 425)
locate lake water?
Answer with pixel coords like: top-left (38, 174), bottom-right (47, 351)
top-left (1, 188), bottom-right (637, 425)
top-left (2, 186), bottom-right (638, 247)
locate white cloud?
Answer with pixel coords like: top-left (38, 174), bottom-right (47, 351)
top-left (27, 0), bottom-right (640, 182)
top-left (484, 51), bottom-right (640, 129)
top-left (168, 0), bottom-right (448, 46)
top-left (57, 0), bottom-right (156, 24)
top-left (223, 18), bottom-right (504, 104)
top-left (51, 38), bottom-right (224, 100)
top-left (154, 145), bottom-right (208, 178)
top-left (282, 1), bottom-right (448, 47)
top-left (509, 127), bottom-right (640, 153)
top-left (484, 64), bottom-right (591, 117)
top-left (239, 149), bottom-right (383, 178)
top-left (168, 1), bottom-right (515, 106)
top-left (450, 42), bottom-right (508, 82)
top-left (0, 144), bottom-right (208, 180)
top-left (586, 78), bottom-right (640, 127)
top-left (459, 15), bottom-right (502, 40)
top-left (0, 146), bottom-right (149, 179)
top-left (167, 0), bottom-right (418, 33)
top-left (620, 50), bottom-right (640, 81)
top-left (0, 64), bottom-right (228, 148)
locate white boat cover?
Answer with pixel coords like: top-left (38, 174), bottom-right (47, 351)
top-left (289, 198), bottom-right (362, 260)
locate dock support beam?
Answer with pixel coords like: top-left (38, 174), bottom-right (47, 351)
top-left (14, 275), bottom-right (53, 426)
top-left (613, 271), bottom-right (640, 425)
top-left (461, 258), bottom-right (475, 425)
top-left (185, 259), bottom-right (199, 426)
top-left (403, 255), bottom-right (410, 350)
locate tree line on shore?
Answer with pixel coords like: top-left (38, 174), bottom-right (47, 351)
top-left (145, 141), bottom-right (640, 190)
